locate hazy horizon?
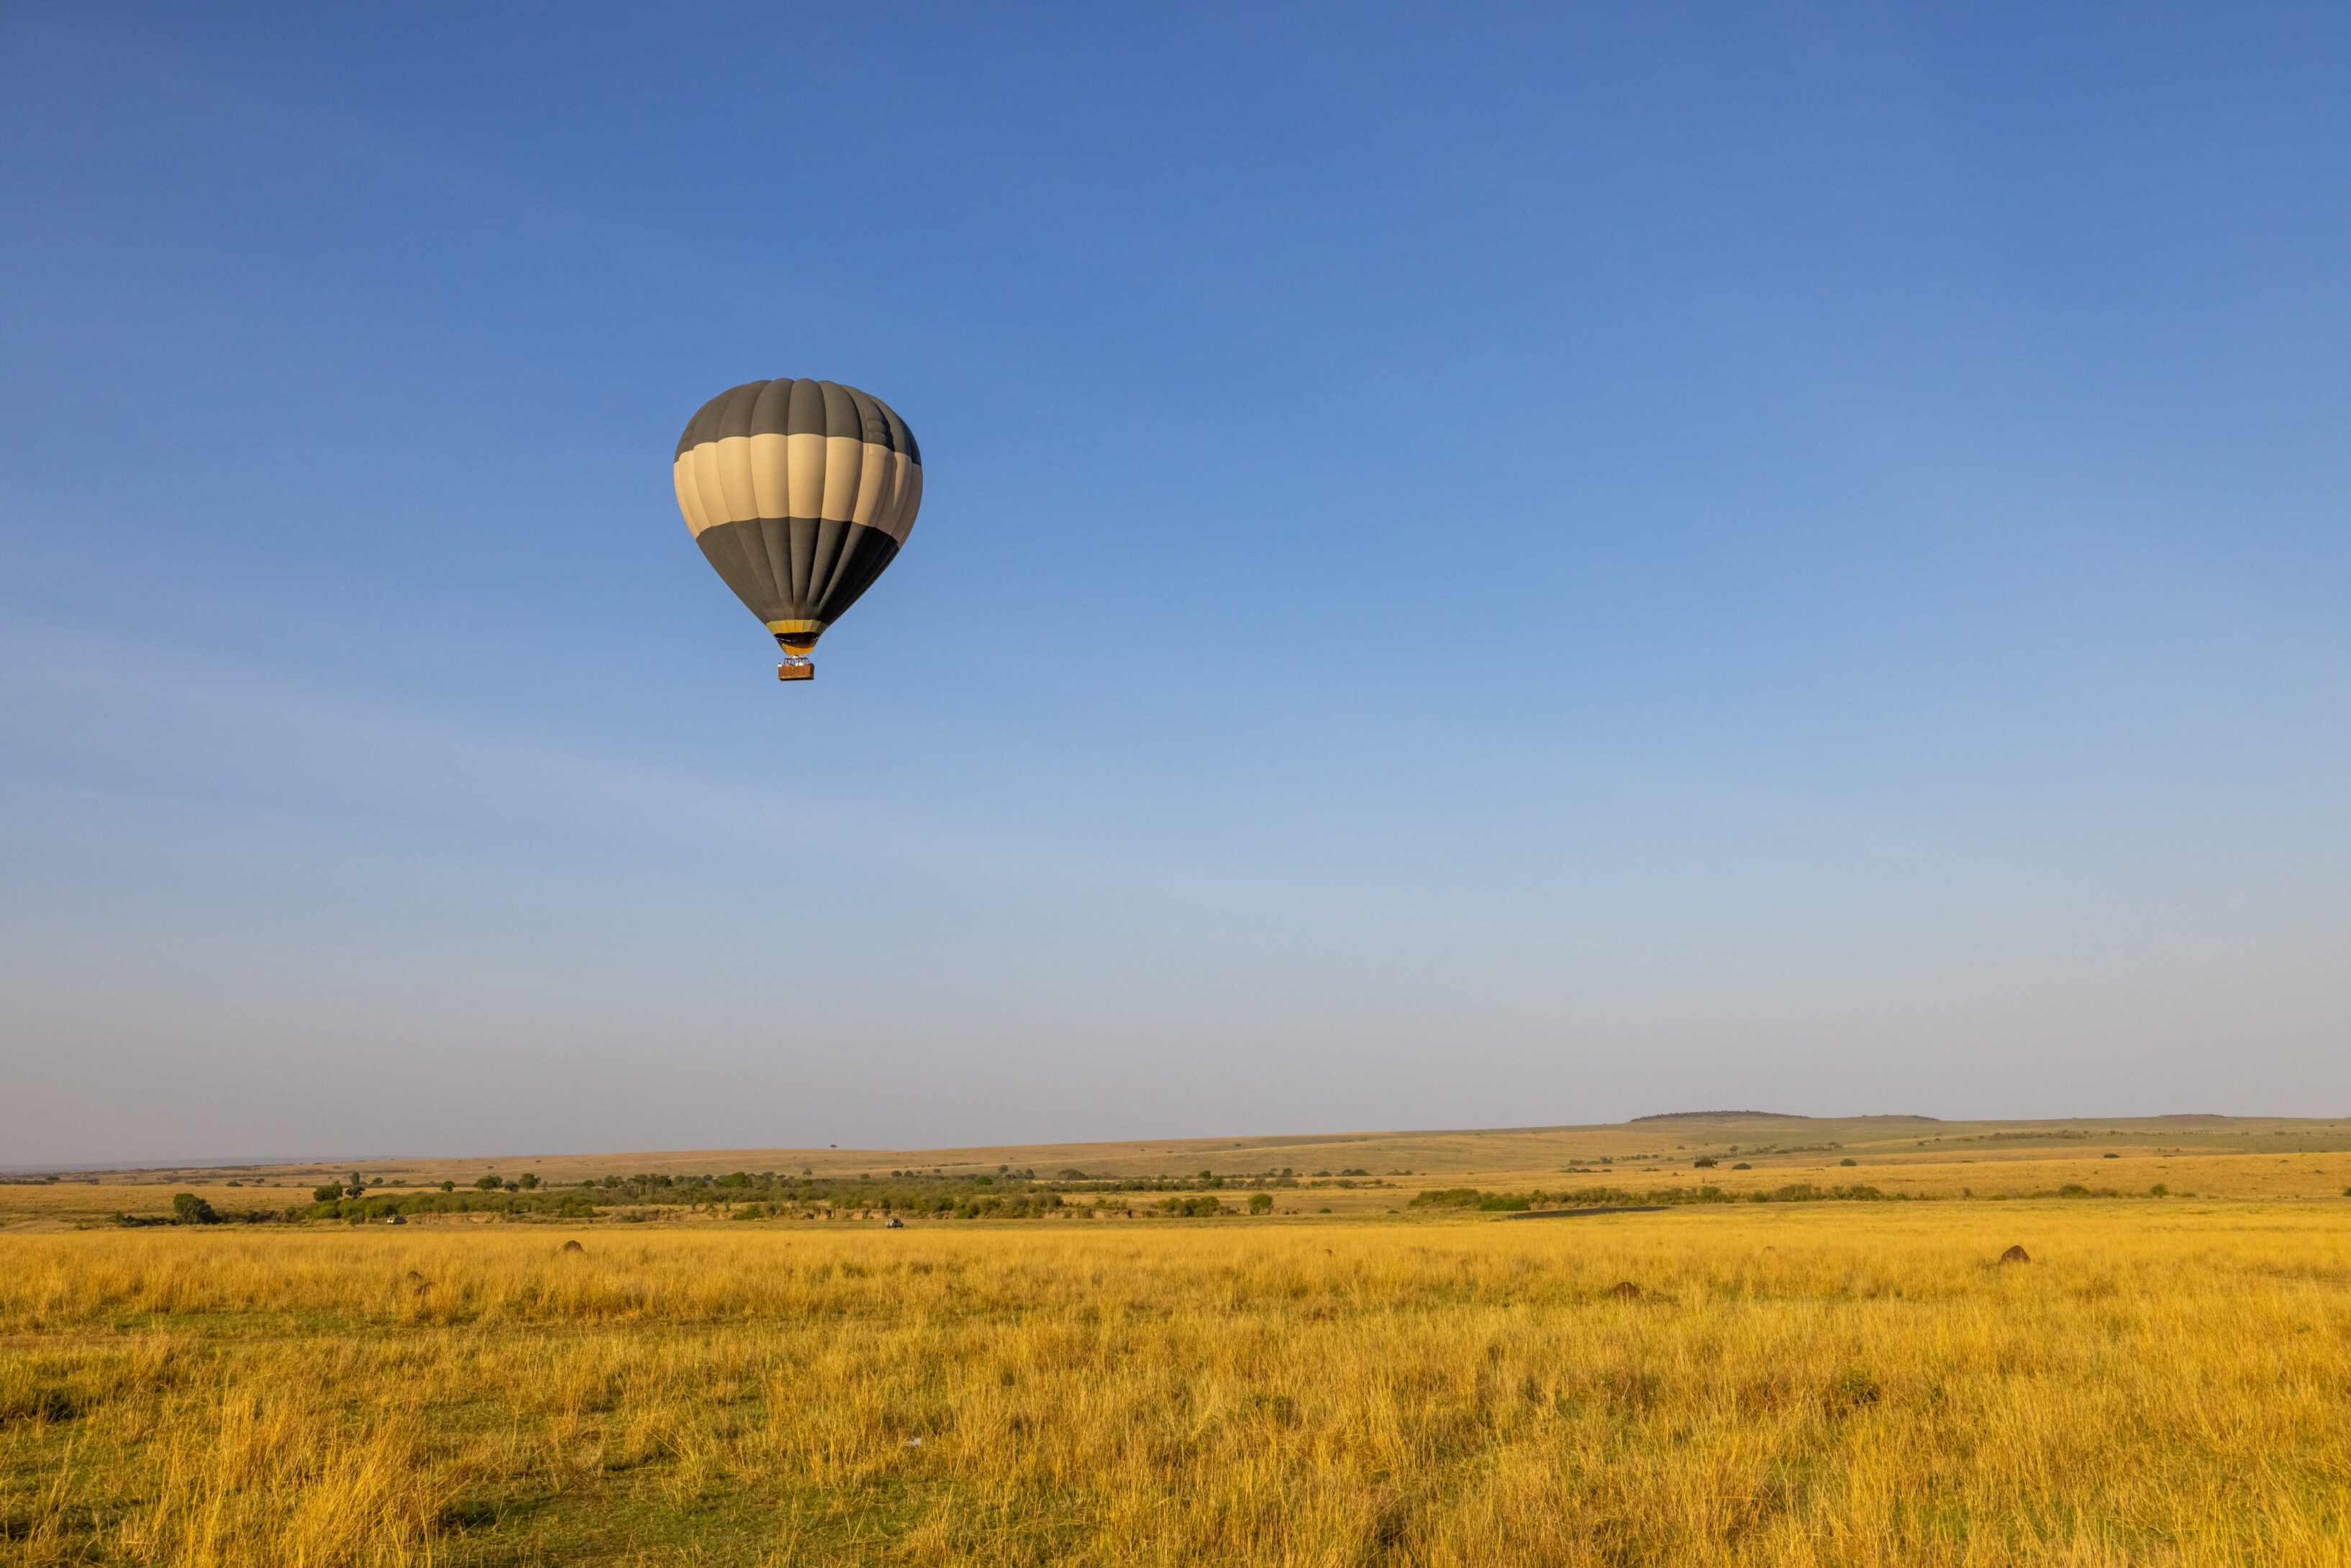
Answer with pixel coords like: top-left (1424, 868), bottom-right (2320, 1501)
top-left (4, 4), bottom-right (2348, 1167)
top-left (12, 1107), bottom-right (2350, 1178)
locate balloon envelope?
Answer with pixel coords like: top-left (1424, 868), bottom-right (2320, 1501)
top-left (673, 378), bottom-right (923, 660)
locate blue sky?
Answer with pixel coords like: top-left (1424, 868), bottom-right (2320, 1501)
top-left (3, 3), bottom-right (2347, 1164)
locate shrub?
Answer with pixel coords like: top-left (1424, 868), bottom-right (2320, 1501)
top-left (2104, 1152), bottom-right (2119, 1159)
top-left (1840, 1158), bottom-right (1858, 1167)
top-left (1732, 1162), bottom-right (1752, 1170)
top-left (474, 1175), bottom-right (503, 1191)
top-left (1476, 1194), bottom-right (1532, 1211)
top-left (558, 1196), bottom-right (596, 1218)
top-left (2150, 1184), bottom-right (2168, 1197)
top-left (440, 1181), bottom-right (455, 1193)
top-left (1833, 1369), bottom-right (1881, 1409)
top-left (731, 1203), bottom-right (766, 1220)
top-left (1248, 1193), bottom-right (1273, 1214)
top-left (312, 1184), bottom-right (344, 1203)
top-left (171, 1193), bottom-right (219, 1225)
top-left (1693, 1156), bottom-right (1718, 1168)
top-left (518, 1173), bottom-right (540, 1190)
top-left (1408, 1188), bottom-right (1482, 1208)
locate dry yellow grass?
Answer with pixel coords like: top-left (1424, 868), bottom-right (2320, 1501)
top-left (4, 1202), bottom-right (2349, 1565)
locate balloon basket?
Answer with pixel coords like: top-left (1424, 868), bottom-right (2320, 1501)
top-left (778, 658), bottom-right (814, 682)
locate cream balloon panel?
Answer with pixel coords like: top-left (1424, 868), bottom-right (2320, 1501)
top-left (673, 438), bottom-right (921, 543)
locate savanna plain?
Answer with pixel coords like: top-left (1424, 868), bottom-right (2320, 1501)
top-left (4, 1116), bottom-right (2349, 1566)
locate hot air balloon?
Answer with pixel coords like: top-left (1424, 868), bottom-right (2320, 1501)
top-left (673, 378), bottom-right (924, 680)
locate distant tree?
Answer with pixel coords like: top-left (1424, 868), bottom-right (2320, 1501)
top-left (171, 1193), bottom-right (218, 1225)
top-left (474, 1175), bottom-right (504, 1191)
top-left (1840, 1158), bottom-right (1858, 1167)
top-left (313, 1183), bottom-right (345, 1203)
top-left (440, 1180), bottom-right (455, 1193)
top-left (1248, 1194), bottom-right (1273, 1214)
top-left (518, 1173), bottom-right (540, 1190)
top-left (501, 1180), bottom-right (519, 1192)
top-left (1693, 1157), bottom-right (1719, 1169)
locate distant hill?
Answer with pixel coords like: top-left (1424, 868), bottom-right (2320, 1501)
top-left (1632, 1111), bottom-right (1808, 1122)
top-left (1632, 1111), bottom-right (1945, 1123)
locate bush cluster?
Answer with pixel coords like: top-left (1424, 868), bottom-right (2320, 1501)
top-left (151, 1164), bottom-right (1370, 1229)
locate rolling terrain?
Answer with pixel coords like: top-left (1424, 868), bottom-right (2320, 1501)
top-left (7, 1111), bottom-right (2347, 1230)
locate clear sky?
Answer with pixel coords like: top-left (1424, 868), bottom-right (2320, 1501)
top-left (3, 4), bottom-right (2347, 1166)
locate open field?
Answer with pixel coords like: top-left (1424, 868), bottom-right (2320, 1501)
top-left (4, 1200), bottom-right (2350, 1564)
top-left (7, 1146), bottom-right (2351, 1232)
top-left (10, 1113), bottom-right (2351, 1234)
top-left (14, 1112), bottom-right (2351, 1198)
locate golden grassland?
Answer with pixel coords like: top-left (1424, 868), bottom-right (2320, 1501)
top-left (4, 1203), bottom-right (2349, 1565)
